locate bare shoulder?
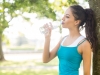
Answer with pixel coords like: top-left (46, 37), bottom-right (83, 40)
top-left (81, 40), bottom-right (92, 53)
top-left (82, 40), bottom-right (91, 47)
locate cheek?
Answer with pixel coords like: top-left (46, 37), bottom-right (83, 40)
top-left (64, 19), bottom-right (75, 27)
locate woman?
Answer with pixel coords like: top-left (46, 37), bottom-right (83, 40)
top-left (42, 5), bottom-right (97, 75)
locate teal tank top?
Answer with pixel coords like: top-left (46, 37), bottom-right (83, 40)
top-left (57, 36), bottom-right (86, 75)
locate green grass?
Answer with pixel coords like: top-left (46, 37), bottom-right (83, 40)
top-left (7, 45), bottom-right (43, 51)
top-left (8, 47), bottom-right (43, 51)
top-left (0, 57), bottom-right (58, 66)
top-left (0, 70), bottom-right (58, 75)
top-left (0, 57), bottom-right (58, 75)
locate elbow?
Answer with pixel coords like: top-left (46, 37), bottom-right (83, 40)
top-left (42, 59), bottom-right (49, 63)
top-left (43, 61), bottom-right (48, 63)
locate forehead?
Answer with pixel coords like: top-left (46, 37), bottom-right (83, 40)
top-left (64, 7), bottom-right (73, 15)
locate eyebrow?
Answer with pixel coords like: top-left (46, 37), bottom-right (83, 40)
top-left (65, 14), bottom-right (70, 16)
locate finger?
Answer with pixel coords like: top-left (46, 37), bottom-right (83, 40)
top-left (43, 23), bottom-right (47, 27)
top-left (49, 22), bottom-right (53, 29)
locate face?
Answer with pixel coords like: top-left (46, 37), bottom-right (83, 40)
top-left (62, 8), bottom-right (78, 29)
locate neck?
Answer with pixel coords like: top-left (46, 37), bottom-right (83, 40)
top-left (68, 28), bottom-right (81, 38)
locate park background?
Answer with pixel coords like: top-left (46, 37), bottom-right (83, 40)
top-left (0, 0), bottom-right (92, 75)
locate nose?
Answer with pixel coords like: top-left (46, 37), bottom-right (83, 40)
top-left (62, 15), bottom-right (65, 21)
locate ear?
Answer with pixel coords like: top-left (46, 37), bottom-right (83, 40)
top-left (75, 20), bottom-right (81, 26)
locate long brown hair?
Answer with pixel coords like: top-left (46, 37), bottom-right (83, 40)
top-left (70, 5), bottom-right (98, 51)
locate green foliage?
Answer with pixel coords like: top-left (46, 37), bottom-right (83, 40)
top-left (0, 0), bottom-right (78, 44)
top-left (50, 0), bottom-right (78, 14)
top-left (2, 34), bottom-right (10, 45)
top-left (84, 0), bottom-right (88, 1)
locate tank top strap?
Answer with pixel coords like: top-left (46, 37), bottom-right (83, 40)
top-left (77, 38), bottom-right (86, 47)
top-left (61, 35), bottom-right (68, 45)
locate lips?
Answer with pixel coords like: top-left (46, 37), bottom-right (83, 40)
top-left (62, 22), bottom-right (64, 24)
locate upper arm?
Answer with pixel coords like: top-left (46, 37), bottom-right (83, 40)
top-left (81, 41), bottom-right (92, 75)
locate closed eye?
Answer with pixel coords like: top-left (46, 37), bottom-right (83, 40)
top-left (66, 14), bottom-right (70, 18)
top-left (66, 16), bottom-right (69, 18)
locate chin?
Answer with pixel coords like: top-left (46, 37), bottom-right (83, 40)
top-left (62, 25), bottom-right (68, 28)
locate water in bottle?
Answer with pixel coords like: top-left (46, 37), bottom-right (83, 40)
top-left (39, 21), bottom-right (61, 34)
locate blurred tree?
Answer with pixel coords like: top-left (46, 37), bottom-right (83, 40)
top-left (0, 0), bottom-right (78, 61)
top-left (88, 0), bottom-right (100, 75)
top-left (16, 33), bottom-right (28, 46)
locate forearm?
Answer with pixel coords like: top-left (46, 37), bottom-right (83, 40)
top-left (43, 38), bottom-right (51, 63)
top-left (83, 66), bottom-right (91, 75)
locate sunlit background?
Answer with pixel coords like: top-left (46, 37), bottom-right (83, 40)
top-left (0, 0), bottom-right (92, 75)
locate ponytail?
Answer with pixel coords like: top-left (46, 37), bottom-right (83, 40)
top-left (70, 5), bottom-right (98, 51)
top-left (85, 9), bottom-right (98, 51)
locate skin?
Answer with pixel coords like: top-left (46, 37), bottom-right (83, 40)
top-left (42, 7), bottom-right (92, 75)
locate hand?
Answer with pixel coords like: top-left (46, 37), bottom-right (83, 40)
top-left (43, 22), bottom-right (53, 39)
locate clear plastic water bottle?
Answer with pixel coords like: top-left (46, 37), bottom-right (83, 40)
top-left (39, 21), bottom-right (61, 34)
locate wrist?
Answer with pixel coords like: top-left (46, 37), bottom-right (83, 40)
top-left (45, 37), bottom-right (51, 40)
